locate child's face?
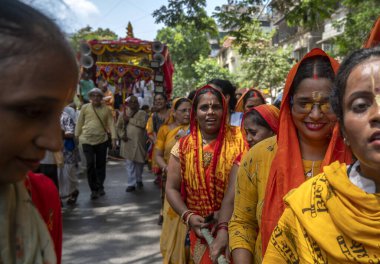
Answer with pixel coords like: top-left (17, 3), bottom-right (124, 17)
top-left (0, 51), bottom-right (78, 184)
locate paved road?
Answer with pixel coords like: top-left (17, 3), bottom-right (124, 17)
top-left (62, 160), bottom-right (163, 264)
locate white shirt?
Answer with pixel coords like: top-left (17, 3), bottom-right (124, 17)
top-left (348, 160), bottom-right (376, 194)
top-left (230, 112), bottom-right (243, 127)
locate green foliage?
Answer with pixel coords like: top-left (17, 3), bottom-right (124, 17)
top-left (334, 0), bottom-right (380, 56)
top-left (152, 0), bottom-right (218, 35)
top-left (156, 25), bottom-right (213, 96)
top-left (154, 0), bottom-right (379, 97)
top-left (236, 20), bottom-right (292, 99)
top-left (156, 25), bottom-right (211, 79)
top-left (272, 0), bottom-right (338, 30)
top-left (193, 56), bottom-right (235, 88)
top-left (272, 0), bottom-right (380, 56)
top-left (70, 26), bottom-right (118, 51)
top-left (172, 56), bottom-right (235, 97)
top-left (214, 0), bottom-right (263, 45)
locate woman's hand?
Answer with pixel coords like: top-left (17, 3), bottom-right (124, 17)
top-left (188, 214), bottom-right (205, 238)
top-left (209, 229), bottom-right (229, 263)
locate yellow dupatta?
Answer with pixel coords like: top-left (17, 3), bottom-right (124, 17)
top-left (156, 98), bottom-right (191, 163)
top-left (264, 161), bottom-right (380, 263)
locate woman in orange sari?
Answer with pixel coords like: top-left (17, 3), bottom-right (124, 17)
top-left (166, 86), bottom-right (245, 263)
top-left (229, 48), bottom-right (352, 264)
top-left (156, 98), bottom-right (192, 263)
top-left (263, 45), bottom-right (380, 264)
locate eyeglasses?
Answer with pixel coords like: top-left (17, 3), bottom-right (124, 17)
top-left (292, 100), bottom-right (332, 114)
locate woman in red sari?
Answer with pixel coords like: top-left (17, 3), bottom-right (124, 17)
top-left (166, 86), bottom-right (245, 263)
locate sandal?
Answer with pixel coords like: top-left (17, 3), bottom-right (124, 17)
top-left (67, 190), bottom-right (79, 205)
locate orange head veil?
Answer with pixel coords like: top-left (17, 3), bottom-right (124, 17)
top-left (261, 48), bottom-right (352, 254)
top-left (235, 88), bottom-right (266, 112)
top-left (364, 16), bottom-right (380, 48)
top-left (240, 105), bottom-right (280, 148)
top-left (254, 104), bottom-right (280, 135)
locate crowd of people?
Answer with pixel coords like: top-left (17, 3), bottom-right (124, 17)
top-left (0, 1), bottom-right (379, 264)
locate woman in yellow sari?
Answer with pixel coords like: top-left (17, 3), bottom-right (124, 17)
top-left (166, 86), bottom-right (245, 263)
top-left (156, 98), bottom-right (192, 263)
top-left (263, 45), bottom-right (380, 264)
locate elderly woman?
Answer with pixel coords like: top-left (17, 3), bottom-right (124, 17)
top-left (263, 46), bottom-right (380, 264)
top-left (0, 1), bottom-right (78, 263)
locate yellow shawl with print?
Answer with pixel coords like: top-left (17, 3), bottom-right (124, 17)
top-left (263, 161), bottom-right (380, 263)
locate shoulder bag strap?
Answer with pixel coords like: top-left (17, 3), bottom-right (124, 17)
top-left (92, 105), bottom-right (108, 134)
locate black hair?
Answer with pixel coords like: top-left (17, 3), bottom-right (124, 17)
top-left (245, 110), bottom-right (273, 133)
top-left (154, 92), bottom-right (168, 102)
top-left (141, 105), bottom-right (150, 111)
top-left (187, 90), bottom-right (197, 101)
top-left (174, 98), bottom-right (191, 110)
top-left (331, 46), bottom-right (380, 125)
top-left (0, 1), bottom-right (76, 63)
top-left (243, 90), bottom-right (266, 106)
top-left (290, 56), bottom-right (335, 98)
top-left (193, 87), bottom-right (224, 111)
top-left (208, 79), bottom-right (237, 111)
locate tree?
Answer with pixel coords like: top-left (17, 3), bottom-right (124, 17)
top-left (172, 56), bottom-right (235, 97)
top-left (156, 25), bottom-right (212, 96)
top-left (70, 26), bottom-right (118, 51)
top-left (154, 0), bottom-right (380, 57)
top-left (157, 25), bottom-right (211, 79)
top-left (333, 0), bottom-right (380, 56)
top-left (152, 0), bottom-right (217, 34)
top-left (236, 20), bottom-right (292, 99)
top-left (193, 56), bottom-right (235, 88)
